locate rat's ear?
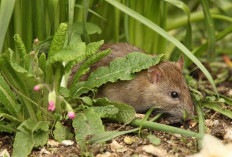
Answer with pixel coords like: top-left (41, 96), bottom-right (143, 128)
top-left (148, 66), bottom-right (162, 83)
top-left (176, 56), bottom-right (184, 71)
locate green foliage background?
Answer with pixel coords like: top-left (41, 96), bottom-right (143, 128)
top-left (1, 0), bottom-right (232, 58)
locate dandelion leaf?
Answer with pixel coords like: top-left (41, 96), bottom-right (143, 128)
top-left (94, 98), bottom-right (136, 123)
top-left (71, 53), bottom-right (164, 97)
top-left (73, 108), bottom-right (104, 144)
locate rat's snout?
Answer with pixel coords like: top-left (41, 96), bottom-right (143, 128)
top-left (165, 114), bottom-right (183, 124)
top-left (183, 97), bottom-right (195, 118)
top-left (164, 102), bottom-right (195, 123)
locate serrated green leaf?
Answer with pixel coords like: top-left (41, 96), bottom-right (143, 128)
top-left (48, 23), bottom-right (68, 58)
top-left (0, 113), bottom-right (21, 123)
top-left (53, 121), bottom-right (73, 142)
top-left (89, 128), bottom-right (138, 144)
top-left (39, 53), bottom-right (47, 74)
top-left (94, 98), bottom-right (136, 123)
top-left (0, 121), bottom-right (16, 133)
top-left (49, 41), bottom-right (86, 64)
top-left (69, 49), bottom-right (111, 88)
top-left (85, 40), bottom-right (104, 56)
top-left (92, 105), bottom-right (119, 118)
top-left (203, 103), bottom-right (232, 119)
top-left (5, 50), bottom-right (39, 118)
top-left (73, 108), bottom-right (104, 144)
top-left (71, 53), bottom-right (164, 97)
top-left (0, 74), bottom-right (21, 119)
top-left (0, 50), bottom-right (39, 119)
top-left (14, 34), bottom-right (27, 65)
top-left (64, 40), bottom-right (105, 75)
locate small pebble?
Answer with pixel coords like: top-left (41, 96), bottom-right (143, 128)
top-left (212, 120), bottom-right (219, 126)
top-left (142, 145), bottom-right (168, 157)
top-left (124, 136), bottom-right (136, 145)
top-left (61, 140), bottom-right (74, 146)
top-left (135, 113), bottom-right (145, 119)
top-left (47, 139), bottom-right (60, 147)
top-left (0, 149), bottom-right (10, 157)
top-left (173, 134), bottom-right (181, 138)
top-left (110, 140), bottom-right (127, 153)
top-left (224, 128), bottom-right (232, 141)
top-left (205, 119), bottom-right (213, 127)
top-left (228, 89), bottom-right (232, 97)
top-left (40, 147), bottom-right (50, 155)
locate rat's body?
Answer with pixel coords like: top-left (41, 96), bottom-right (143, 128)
top-left (69, 43), bottom-right (194, 123)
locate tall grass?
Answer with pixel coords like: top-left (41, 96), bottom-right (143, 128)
top-left (0, 0), bottom-right (15, 54)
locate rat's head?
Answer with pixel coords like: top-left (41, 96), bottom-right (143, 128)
top-left (145, 57), bottom-right (194, 123)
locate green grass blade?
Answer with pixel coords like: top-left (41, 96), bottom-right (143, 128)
top-left (33, 0), bottom-right (45, 40)
top-left (138, 107), bottom-right (155, 137)
top-left (123, 0), bottom-right (129, 42)
top-left (194, 99), bottom-right (205, 149)
top-left (203, 103), bottom-right (232, 119)
top-left (164, 0), bottom-right (190, 17)
top-left (0, 0), bottom-right (15, 54)
top-left (13, 0), bottom-right (22, 35)
top-left (22, 0), bottom-right (33, 51)
top-left (200, 0), bottom-right (216, 60)
top-left (68, 0), bottom-right (76, 45)
top-left (130, 119), bottom-right (202, 139)
top-left (48, 0), bottom-right (59, 34)
top-left (105, 0), bottom-right (218, 94)
top-left (114, 7), bottom-right (120, 42)
top-left (163, 0), bottom-right (192, 50)
top-left (82, 0), bottom-right (90, 43)
top-left (75, 4), bottom-right (107, 21)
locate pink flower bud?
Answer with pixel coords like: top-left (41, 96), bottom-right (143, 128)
top-left (34, 38), bottom-right (39, 44)
top-left (33, 85), bottom-right (40, 91)
top-left (48, 90), bottom-right (56, 111)
top-left (67, 112), bottom-right (75, 119)
top-left (48, 101), bottom-right (55, 111)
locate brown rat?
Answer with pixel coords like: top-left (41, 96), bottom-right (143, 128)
top-left (69, 43), bottom-right (194, 123)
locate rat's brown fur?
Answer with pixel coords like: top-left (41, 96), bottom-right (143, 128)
top-left (69, 43), bottom-right (194, 123)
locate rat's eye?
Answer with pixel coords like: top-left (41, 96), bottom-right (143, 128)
top-left (171, 91), bottom-right (179, 98)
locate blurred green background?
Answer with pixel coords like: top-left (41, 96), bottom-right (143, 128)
top-left (1, 0), bottom-right (232, 62)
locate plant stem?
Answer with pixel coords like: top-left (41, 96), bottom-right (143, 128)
top-left (130, 119), bottom-right (203, 139)
top-left (195, 99), bottom-right (205, 149)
